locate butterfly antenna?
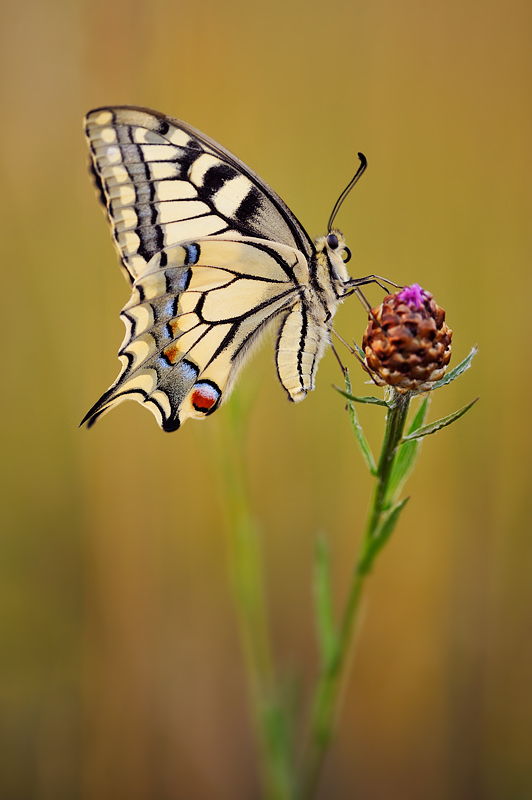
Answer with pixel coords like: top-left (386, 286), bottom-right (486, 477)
top-left (327, 152), bottom-right (368, 232)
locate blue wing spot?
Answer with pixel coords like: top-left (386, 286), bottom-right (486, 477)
top-left (179, 359), bottom-right (200, 382)
top-left (162, 297), bottom-right (177, 318)
top-left (165, 268), bottom-right (191, 294)
top-left (156, 354), bottom-right (174, 372)
top-left (183, 243), bottom-right (200, 265)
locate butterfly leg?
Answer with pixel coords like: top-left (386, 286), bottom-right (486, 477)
top-left (342, 284), bottom-right (393, 341)
top-left (330, 339), bottom-right (348, 374)
top-left (346, 286), bottom-right (384, 331)
top-left (329, 326), bottom-right (379, 384)
top-left (346, 274), bottom-right (402, 293)
top-left (329, 325), bottom-right (357, 356)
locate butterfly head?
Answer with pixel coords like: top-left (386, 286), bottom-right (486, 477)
top-left (315, 228), bottom-right (350, 257)
top-left (325, 230), bottom-right (351, 264)
top-left (313, 228), bottom-right (352, 298)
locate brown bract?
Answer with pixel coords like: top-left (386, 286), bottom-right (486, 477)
top-left (362, 287), bottom-right (452, 392)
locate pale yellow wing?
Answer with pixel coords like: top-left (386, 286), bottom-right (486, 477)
top-left (85, 106), bottom-right (314, 284)
top-left (82, 238), bottom-right (309, 431)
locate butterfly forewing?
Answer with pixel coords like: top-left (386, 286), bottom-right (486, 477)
top-left (85, 106), bottom-right (313, 282)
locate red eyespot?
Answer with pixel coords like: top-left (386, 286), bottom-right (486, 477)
top-left (191, 381), bottom-right (221, 413)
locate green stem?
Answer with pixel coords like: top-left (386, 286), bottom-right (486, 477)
top-left (216, 399), bottom-right (294, 800)
top-left (298, 390), bottom-right (412, 799)
top-left (365, 390), bottom-right (411, 540)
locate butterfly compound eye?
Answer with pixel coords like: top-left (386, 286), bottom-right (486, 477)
top-left (326, 233), bottom-right (339, 250)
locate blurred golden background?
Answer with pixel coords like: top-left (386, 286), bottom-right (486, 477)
top-left (1, 0), bottom-right (531, 797)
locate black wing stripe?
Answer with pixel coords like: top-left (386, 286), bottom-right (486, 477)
top-left (86, 106), bottom-right (315, 260)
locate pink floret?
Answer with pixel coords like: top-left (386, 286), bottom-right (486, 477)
top-left (397, 283), bottom-right (427, 310)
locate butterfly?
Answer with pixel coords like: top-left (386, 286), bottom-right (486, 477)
top-left (82, 106), bottom-right (386, 432)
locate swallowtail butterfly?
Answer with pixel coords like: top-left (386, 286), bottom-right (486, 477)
top-left (82, 106), bottom-right (385, 432)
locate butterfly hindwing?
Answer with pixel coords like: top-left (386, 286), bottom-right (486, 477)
top-left (82, 237), bottom-right (309, 431)
top-left (276, 302), bottom-right (330, 402)
top-left (85, 106), bottom-right (314, 283)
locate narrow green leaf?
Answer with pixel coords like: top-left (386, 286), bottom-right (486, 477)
top-left (358, 497), bottom-right (410, 574)
top-left (342, 372), bottom-right (378, 474)
top-left (402, 397), bottom-right (479, 442)
top-left (386, 396), bottom-right (431, 504)
top-left (373, 496), bottom-right (410, 555)
top-left (334, 387), bottom-right (389, 407)
top-left (353, 342), bottom-right (365, 359)
top-left (313, 536), bottom-right (338, 668)
top-left (431, 345), bottom-right (478, 390)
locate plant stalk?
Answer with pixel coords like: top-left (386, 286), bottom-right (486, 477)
top-left (298, 390), bottom-right (412, 799)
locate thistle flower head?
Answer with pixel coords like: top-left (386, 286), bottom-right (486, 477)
top-left (362, 284), bottom-right (452, 392)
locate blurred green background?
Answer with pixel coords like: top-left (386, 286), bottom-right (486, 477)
top-left (1, 0), bottom-right (531, 797)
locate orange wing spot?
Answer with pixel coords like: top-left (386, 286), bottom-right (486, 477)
top-left (163, 343), bottom-right (180, 364)
top-left (191, 383), bottom-right (220, 412)
top-left (168, 319), bottom-right (180, 337)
